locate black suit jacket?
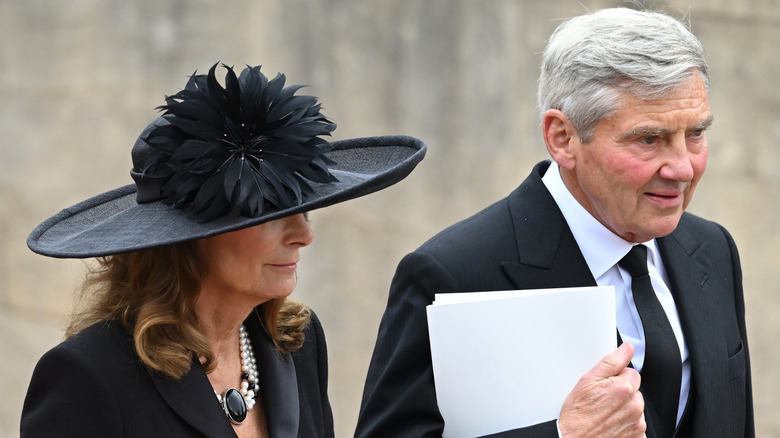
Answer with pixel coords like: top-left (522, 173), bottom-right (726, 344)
top-left (356, 161), bottom-right (753, 438)
top-left (21, 310), bottom-right (334, 437)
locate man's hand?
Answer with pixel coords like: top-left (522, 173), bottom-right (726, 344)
top-left (558, 342), bottom-right (646, 437)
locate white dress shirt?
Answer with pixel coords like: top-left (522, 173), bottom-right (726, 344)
top-left (542, 161), bottom-right (690, 424)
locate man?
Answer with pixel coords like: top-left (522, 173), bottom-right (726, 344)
top-left (356, 7), bottom-right (753, 438)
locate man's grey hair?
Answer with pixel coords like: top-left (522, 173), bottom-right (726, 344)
top-left (537, 8), bottom-right (708, 143)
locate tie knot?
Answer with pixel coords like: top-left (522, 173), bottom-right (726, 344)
top-left (619, 245), bottom-right (649, 277)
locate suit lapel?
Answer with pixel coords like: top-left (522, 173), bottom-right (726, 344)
top-left (500, 161), bottom-right (596, 289)
top-left (658, 218), bottom-right (725, 436)
top-left (147, 355), bottom-right (237, 437)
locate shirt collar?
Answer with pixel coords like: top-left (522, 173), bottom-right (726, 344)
top-left (541, 161), bottom-right (659, 278)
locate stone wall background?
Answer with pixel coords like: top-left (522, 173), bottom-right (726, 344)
top-left (2, 0), bottom-right (778, 436)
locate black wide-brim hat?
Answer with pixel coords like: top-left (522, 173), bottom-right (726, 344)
top-left (27, 64), bottom-right (426, 259)
top-left (28, 133), bottom-right (425, 259)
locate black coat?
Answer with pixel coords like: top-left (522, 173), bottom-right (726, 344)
top-left (356, 161), bottom-right (754, 438)
top-left (21, 310), bottom-right (334, 437)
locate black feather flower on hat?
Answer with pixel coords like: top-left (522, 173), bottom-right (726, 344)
top-left (141, 63), bottom-right (338, 221)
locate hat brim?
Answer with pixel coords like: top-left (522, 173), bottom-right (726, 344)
top-left (28, 135), bottom-right (426, 258)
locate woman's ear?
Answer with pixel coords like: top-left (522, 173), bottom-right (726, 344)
top-left (542, 109), bottom-right (577, 170)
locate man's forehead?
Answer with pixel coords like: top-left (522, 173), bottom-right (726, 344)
top-left (608, 79), bottom-right (711, 127)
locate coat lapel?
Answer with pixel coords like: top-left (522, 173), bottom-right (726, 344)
top-left (147, 311), bottom-right (301, 437)
top-left (147, 355), bottom-right (236, 437)
top-left (245, 313), bottom-right (301, 437)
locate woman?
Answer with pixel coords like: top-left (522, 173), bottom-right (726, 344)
top-left (21, 63), bottom-right (425, 437)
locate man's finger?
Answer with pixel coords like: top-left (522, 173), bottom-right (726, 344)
top-left (588, 342), bottom-right (634, 380)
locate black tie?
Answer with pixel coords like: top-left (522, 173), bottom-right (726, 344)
top-left (619, 245), bottom-right (681, 438)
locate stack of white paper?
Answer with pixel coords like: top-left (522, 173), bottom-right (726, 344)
top-left (426, 286), bottom-right (616, 438)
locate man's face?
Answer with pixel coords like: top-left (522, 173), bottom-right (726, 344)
top-left (562, 74), bottom-right (711, 243)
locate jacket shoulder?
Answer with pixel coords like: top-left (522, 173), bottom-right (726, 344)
top-left (22, 322), bottom-right (132, 437)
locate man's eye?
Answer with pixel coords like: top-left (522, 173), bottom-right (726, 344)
top-left (641, 136), bottom-right (658, 145)
top-left (691, 129), bottom-right (705, 138)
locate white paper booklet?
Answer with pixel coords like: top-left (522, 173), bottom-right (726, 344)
top-left (426, 286), bottom-right (616, 438)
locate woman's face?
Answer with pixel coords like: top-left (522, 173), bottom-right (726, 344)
top-left (198, 213), bottom-right (314, 306)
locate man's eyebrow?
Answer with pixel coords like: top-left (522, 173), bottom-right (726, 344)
top-left (692, 115), bottom-right (715, 131)
top-left (617, 115), bottom-right (715, 142)
top-left (617, 126), bottom-right (671, 143)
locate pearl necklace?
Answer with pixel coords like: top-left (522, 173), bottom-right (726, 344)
top-left (215, 324), bottom-right (259, 424)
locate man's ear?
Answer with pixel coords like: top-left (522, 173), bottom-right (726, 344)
top-left (542, 109), bottom-right (577, 170)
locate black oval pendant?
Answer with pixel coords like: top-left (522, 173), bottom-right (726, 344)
top-left (222, 388), bottom-right (247, 424)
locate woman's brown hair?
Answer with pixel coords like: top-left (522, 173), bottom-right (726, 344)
top-left (65, 239), bottom-right (311, 379)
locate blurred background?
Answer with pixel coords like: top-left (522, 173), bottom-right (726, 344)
top-left (2, 0), bottom-right (778, 436)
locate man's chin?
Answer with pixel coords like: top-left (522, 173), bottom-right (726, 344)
top-left (646, 216), bottom-right (684, 240)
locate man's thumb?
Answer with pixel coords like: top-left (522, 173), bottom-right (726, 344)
top-left (589, 342), bottom-right (634, 380)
